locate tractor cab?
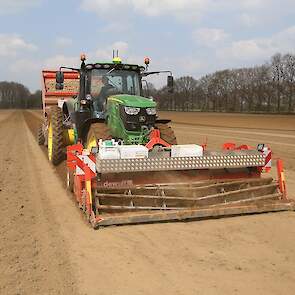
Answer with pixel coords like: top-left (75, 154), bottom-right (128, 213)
top-left (54, 54), bottom-right (174, 145)
top-left (83, 60), bottom-right (144, 118)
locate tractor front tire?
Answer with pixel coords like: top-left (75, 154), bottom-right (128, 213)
top-left (86, 123), bottom-right (112, 150)
top-left (155, 123), bottom-right (177, 145)
top-left (48, 106), bottom-right (64, 165)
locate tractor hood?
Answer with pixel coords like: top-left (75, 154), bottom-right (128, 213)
top-left (108, 94), bottom-right (156, 108)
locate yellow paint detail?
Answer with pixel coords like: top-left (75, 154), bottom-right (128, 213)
top-left (86, 180), bottom-right (92, 204)
top-left (48, 121), bottom-right (53, 161)
top-left (108, 97), bottom-right (123, 104)
top-left (63, 129), bottom-right (75, 145)
top-left (86, 135), bottom-right (97, 151)
top-left (112, 57), bottom-right (122, 64)
top-left (281, 172), bottom-right (285, 183)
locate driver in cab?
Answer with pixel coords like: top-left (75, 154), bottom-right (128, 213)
top-left (91, 76), bottom-right (114, 112)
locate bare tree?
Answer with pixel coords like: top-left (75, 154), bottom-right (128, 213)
top-left (155, 52), bottom-right (295, 114)
top-left (281, 54), bottom-right (295, 112)
top-left (0, 81), bottom-right (41, 109)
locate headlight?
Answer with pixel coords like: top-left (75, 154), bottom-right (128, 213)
top-left (146, 108), bottom-right (156, 115)
top-left (124, 106), bottom-right (140, 115)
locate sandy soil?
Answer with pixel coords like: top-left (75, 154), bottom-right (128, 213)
top-left (0, 111), bottom-right (78, 295)
top-left (159, 111), bottom-right (295, 131)
top-left (1, 110), bottom-right (295, 295)
top-left (0, 110), bottom-right (14, 123)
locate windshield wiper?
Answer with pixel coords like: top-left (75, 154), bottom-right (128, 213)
top-left (105, 68), bottom-right (116, 75)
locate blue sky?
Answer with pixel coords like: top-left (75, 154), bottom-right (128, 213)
top-left (1, 0), bottom-right (295, 91)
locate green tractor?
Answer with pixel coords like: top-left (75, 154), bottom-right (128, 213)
top-left (41, 54), bottom-right (177, 165)
top-left (39, 55), bottom-right (293, 229)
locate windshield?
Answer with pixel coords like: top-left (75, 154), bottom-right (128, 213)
top-left (90, 69), bottom-right (141, 97)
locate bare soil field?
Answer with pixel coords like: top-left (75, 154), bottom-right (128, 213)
top-left (0, 110), bottom-right (15, 123)
top-left (159, 111), bottom-right (295, 131)
top-left (1, 110), bottom-right (295, 295)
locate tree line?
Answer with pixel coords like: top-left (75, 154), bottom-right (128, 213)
top-left (155, 53), bottom-right (295, 113)
top-left (0, 81), bottom-right (41, 109)
top-left (1, 52), bottom-right (295, 113)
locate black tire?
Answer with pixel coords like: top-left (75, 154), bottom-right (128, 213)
top-left (37, 124), bottom-right (45, 145)
top-left (155, 123), bottom-right (177, 145)
top-left (48, 106), bottom-right (64, 165)
top-left (85, 123), bottom-right (111, 150)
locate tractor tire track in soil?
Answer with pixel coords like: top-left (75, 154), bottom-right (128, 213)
top-left (23, 111), bottom-right (67, 183)
top-left (0, 111), bottom-right (78, 295)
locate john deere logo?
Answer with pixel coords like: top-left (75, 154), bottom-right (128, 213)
top-left (139, 115), bottom-right (146, 122)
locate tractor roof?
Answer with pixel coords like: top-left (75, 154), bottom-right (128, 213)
top-left (84, 62), bottom-right (145, 72)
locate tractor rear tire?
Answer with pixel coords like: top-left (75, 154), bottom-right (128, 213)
top-left (48, 106), bottom-right (64, 165)
top-left (37, 124), bottom-right (45, 145)
top-left (86, 123), bottom-right (112, 150)
top-left (155, 123), bottom-right (177, 145)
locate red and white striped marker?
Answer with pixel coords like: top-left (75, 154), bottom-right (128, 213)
top-left (262, 146), bottom-right (272, 173)
top-left (76, 153), bottom-right (96, 176)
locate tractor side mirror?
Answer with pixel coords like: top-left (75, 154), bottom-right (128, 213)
top-left (56, 71), bottom-right (64, 90)
top-left (167, 75), bottom-right (174, 93)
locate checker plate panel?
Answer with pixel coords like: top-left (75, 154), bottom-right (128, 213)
top-left (95, 151), bottom-right (265, 173)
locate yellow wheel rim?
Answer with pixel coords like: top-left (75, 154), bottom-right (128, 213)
top-left (48, 121), bottom-right (53, 161)
top-left (63, 129), bottom-right (75, 145)
top-left (86, 135), bottom-right (97, 152)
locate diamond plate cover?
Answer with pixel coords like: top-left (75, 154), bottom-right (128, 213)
top-left (96, 151), bottom-right (265, 174)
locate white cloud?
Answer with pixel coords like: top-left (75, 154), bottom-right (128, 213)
top-left (95, 41), bottom-right (129, 61)
top-left (218, 40), bottom-right (265, 61)
top-left (81, 0), bottom-right (209, 21)
top-left (10, 55), bottom-right (80, 76)
top-left (238, 0), bottom-right (266, 9)
top-left (43, 55), bottom-right (80, 69)
top-left (177, 58), bottom-right (204, 74)
top-left (9, 59), bottom-right (40, 73)
top-left (0, 34), bottom-right (37, 56)
top-left (43, 42), bottom-right (130, 70)
top-left (7, 59), bottom-right (41, 92)
top-left (80, 0), bottom-right (290, 22)
top-left (111, 41), bottom-right (129, 54)
top-left (132, 0), bottom-right (207, 18)
top-left (99, 22), bottom-right (131, 33)
top-left (228, 1), bottom-right (295, 28)
top-left (239, 13), bottom-right (258, 27)
top-left (0, 0), bottom-right (41, 14)
top-left (217, 26), bottom-right (295, 63)
top-left (10, 41), bottom-right (131, 76)
top-left (193, 28), bottom-right (229, 47)
top-left (79, 0), bottom-right (295, 33)
top-left (215, 0), bottom-right (269, 11)
top-left (55, 37), bottom-right (73, 48)
top-left (7, 55), bottom-right (79, 91)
